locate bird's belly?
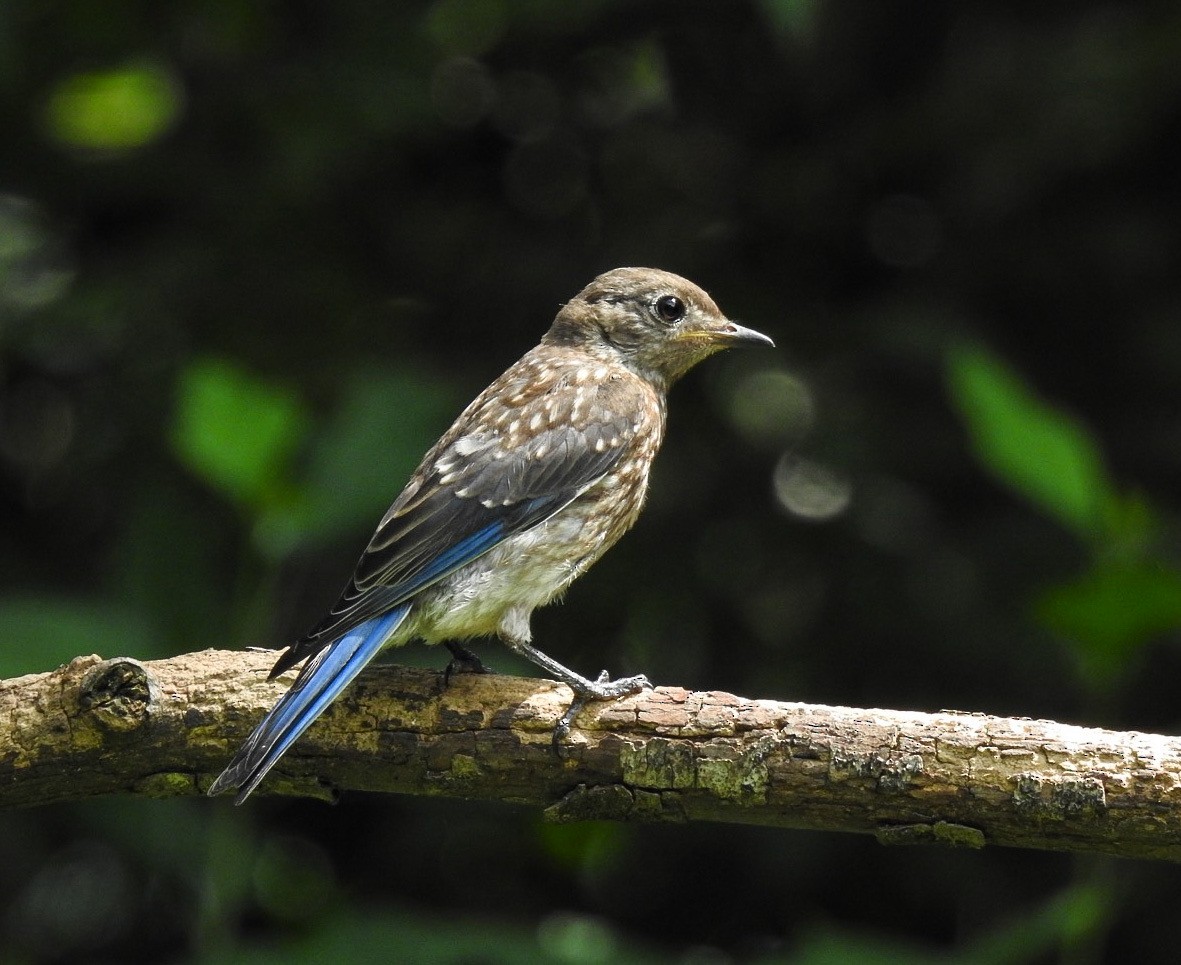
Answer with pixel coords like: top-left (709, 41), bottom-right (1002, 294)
top-left (412, 511), bottom-right (613, 643)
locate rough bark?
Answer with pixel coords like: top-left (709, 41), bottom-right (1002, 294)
top-left (2, 649), bottom-right (1180, 861)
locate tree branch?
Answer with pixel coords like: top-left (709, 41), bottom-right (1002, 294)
top-left (3, 650), bottom-right (1180, 861)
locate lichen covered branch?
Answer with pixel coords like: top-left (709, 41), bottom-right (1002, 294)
top-left (2, 651), bottom-right (1180, 862)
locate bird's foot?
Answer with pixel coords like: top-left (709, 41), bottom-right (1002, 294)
top-left (443, 641), bottom-right (495, 685)
top-left (552, 670), bottom-right (652, 748)
top-left (585, 669), bottom-right (652, 699)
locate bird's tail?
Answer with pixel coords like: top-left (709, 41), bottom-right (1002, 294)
top-left (207, 604), bottom-right (412, 804)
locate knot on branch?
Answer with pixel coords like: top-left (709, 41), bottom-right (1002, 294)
top-left (78, 658), bottom-right (157, 732)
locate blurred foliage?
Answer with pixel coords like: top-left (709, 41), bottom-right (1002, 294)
top-left (948, 345), bottom-right (1123, 540)
top-left (172, 358), bottom-right (311, 519)
top-left (1038, 562), bottom-right (1181, 685)
top-left (3, 0), bottom-right (1181, 962)
top-left (786, 880), bottom-right (1113, 965)
top-left (948, 345), bottom-right (1181, 686)
top-left (43, 62), bottom-right (183, 153)
top-left (172, 358), bottom-right (461, 562)
top-left (0, 596), bottom-right (155, 677)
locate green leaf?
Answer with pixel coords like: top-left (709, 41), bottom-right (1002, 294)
top-left (171, 358), bottom-right (310, 513)
top-left (1036, 563), bottom-right (1181, 684)
top-left (253, 366), bottom-right (458, 558)
top-left (947, 345), bottom-right (1116, 538)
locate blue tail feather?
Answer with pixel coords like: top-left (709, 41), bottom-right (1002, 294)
top-left (208, 604), bottom-right (411, 804)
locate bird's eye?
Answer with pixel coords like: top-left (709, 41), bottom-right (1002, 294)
top-left (653, 294), bottom-right (686, 323)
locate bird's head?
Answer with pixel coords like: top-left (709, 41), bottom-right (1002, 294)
top-left (544, 267), bottom-right (774, 388)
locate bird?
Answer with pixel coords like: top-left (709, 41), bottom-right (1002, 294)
top-left (208, 267), bottom-right (774, 803)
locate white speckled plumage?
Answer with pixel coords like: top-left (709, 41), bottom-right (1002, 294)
top-left (385, 348), bottom-right (666, 647)
top-left (209, 267), bottom-right (773, 802)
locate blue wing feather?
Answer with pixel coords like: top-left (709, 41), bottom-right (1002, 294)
top-left (398, 519), bottom-right (507, 596)
top-left (208, 604), bottom-right (412, 803)
top-left (212, 511), bottom-right (544, 800)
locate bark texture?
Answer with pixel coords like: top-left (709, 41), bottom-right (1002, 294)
top-left (3, 650), bottom-right (1181, 861)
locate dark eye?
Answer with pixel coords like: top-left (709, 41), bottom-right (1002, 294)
top-left (653, 294), bottom-right (685, 323)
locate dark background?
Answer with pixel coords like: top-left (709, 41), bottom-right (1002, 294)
top-left (3, 1), bottom-right (1181, 962)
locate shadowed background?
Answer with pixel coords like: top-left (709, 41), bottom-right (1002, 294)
top-left (3, 1), bottom-right (1181, 962)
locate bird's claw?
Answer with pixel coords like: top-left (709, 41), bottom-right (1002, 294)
top-left (583, 671), bottom-right (650, 699)
top-left (551, 672), bottom-right (652, 751)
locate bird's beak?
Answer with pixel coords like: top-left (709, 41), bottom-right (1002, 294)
top-left (679, 319), bottom-right (775, 349)
top-left (720, 320), bottom-right (775, 348)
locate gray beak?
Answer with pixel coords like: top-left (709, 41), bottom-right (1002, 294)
top-left (718, 321), bottom-right (775, 348)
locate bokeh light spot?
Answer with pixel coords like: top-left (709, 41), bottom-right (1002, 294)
top-left (727, 367), bottom-right (815, 447)
top-left (44, 62), bottom-right (183, 152)
top-left (0, 195), bottom-right (75, 313)
top-left (774, 454), bottom-right (852, 521)
top-left (537, 912), bottom-right (618, 964)
top-left (7, 842), bottom-right (134, 959)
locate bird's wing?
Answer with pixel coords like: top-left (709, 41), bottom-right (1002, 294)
top-left (270, 403), bottom-right (637, 676)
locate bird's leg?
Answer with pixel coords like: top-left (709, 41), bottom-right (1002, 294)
top-left (498, 637), bottom-right (651, 743)
top-left (443, 641), bottom-right (494, 685)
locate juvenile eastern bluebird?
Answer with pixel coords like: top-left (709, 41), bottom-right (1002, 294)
top-left (208, 267), bottom-right (773, 803)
